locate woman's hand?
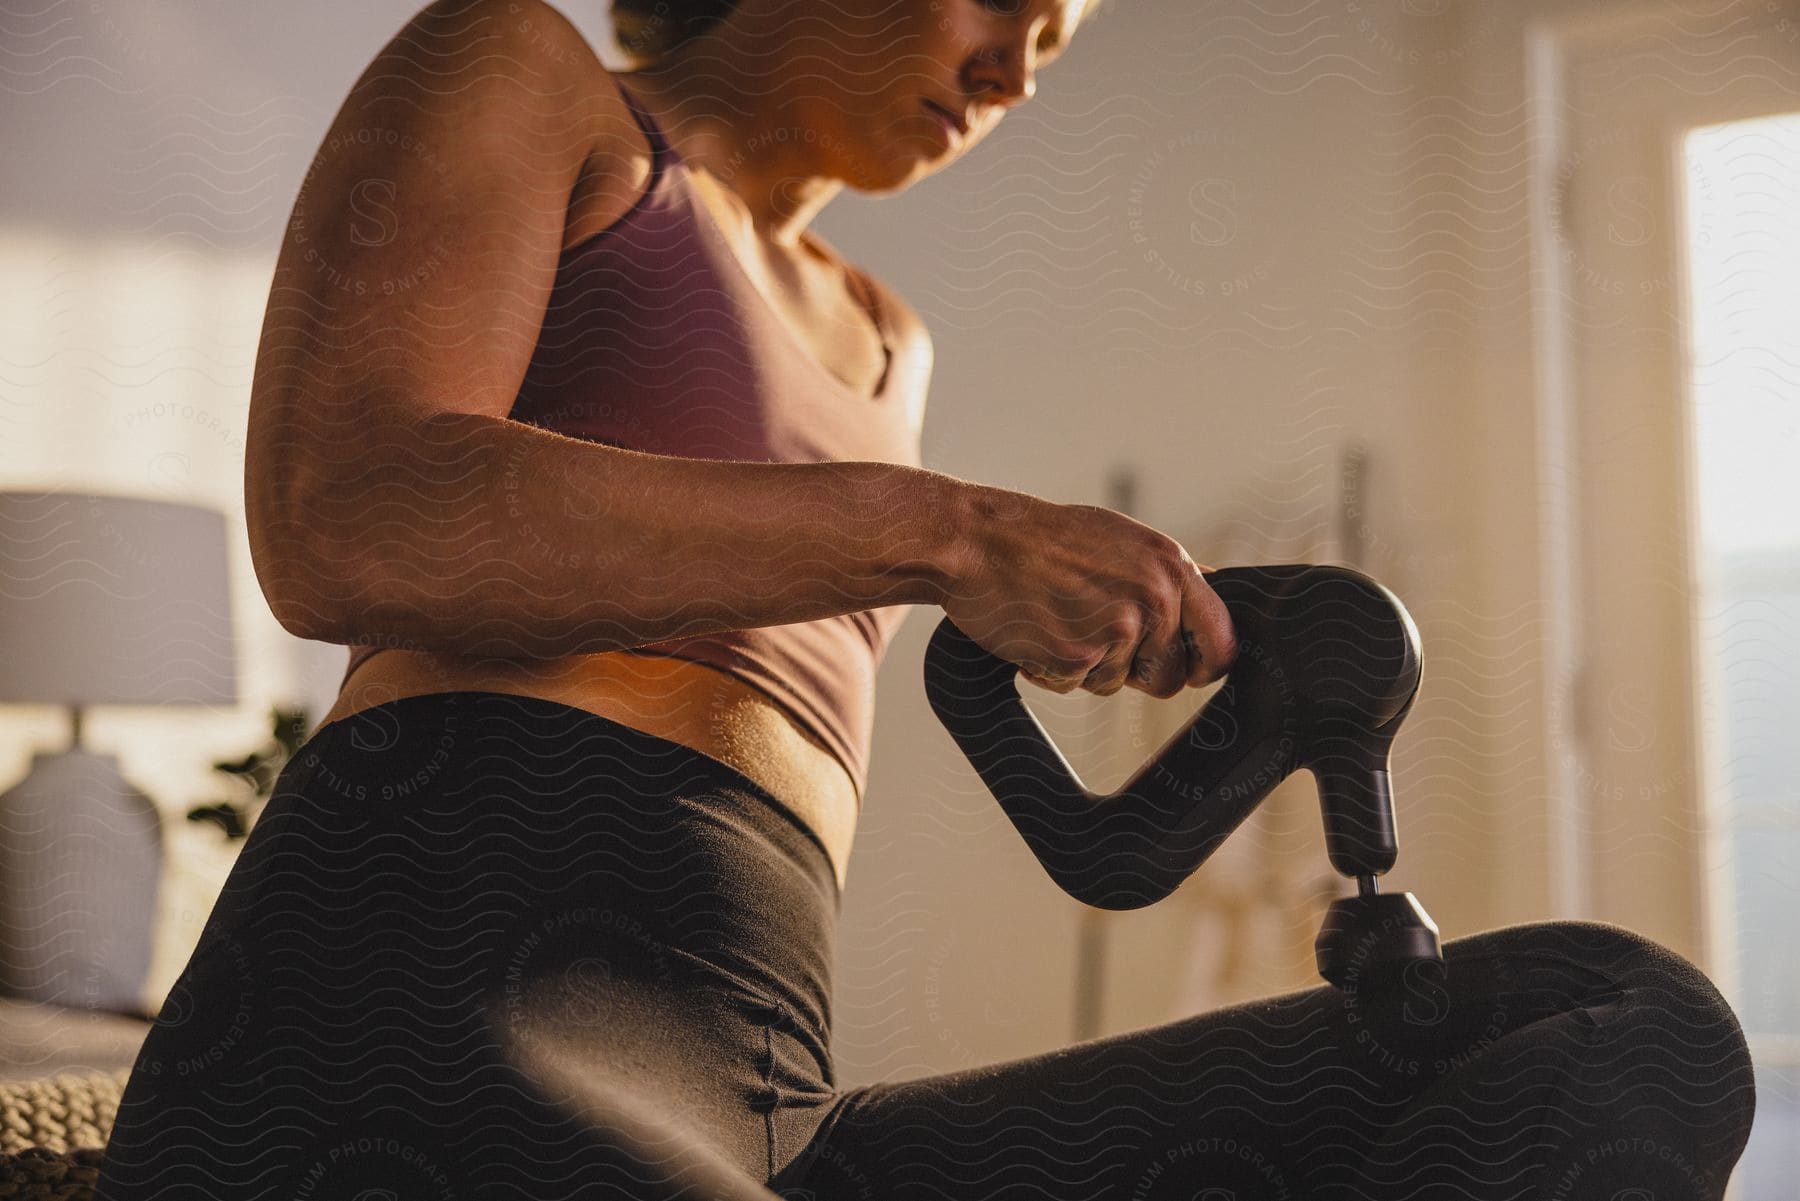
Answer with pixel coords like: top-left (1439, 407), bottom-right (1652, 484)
top-left (941, 482), bottom-right (1237, 698)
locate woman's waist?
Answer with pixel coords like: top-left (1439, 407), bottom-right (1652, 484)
top-left (319, 647), bottom-right (858, 887)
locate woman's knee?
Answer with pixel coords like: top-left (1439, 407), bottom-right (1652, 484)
top-left (1454, 919), bottom-right (1730, 1011)
top-left (1457, 920), bottom-right (1755, 1125)
top-left (1440, 921), bottom-right (1752, 1080)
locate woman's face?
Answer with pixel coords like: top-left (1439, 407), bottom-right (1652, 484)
top-left (784, 0), bottom-right (1089, 190)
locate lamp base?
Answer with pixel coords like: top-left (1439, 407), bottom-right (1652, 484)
top-left (0, 748), bottom-right (162, 1018)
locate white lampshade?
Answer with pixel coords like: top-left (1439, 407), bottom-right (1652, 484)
top-left (0, 490), bottom-right (237, 707)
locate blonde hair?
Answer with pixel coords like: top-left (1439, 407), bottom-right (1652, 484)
top-left (610, 0), bottom-right (734, 68)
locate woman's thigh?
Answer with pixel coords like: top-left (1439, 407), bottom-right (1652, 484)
top-left (786, 920), bottom-right (1756, 1201)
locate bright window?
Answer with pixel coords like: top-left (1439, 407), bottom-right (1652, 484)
top-left (1683, 111), bottom-right (1800, 1198)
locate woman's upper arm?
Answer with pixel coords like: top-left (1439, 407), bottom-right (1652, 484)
top-left (246, 0), bottom-right (635, 534)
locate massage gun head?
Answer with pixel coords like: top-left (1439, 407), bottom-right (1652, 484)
top-left (1315, 881), bottom-right (1443, 990)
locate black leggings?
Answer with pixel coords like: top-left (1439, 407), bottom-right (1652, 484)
top-left (95, 691), bottom-right (1756, 1200)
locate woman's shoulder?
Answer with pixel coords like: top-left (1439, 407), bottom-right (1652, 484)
top-left (853, 261), bottom-right (933, 366)
top-left (855, 263), bottom-right (933, 442)
top-left (803, 228), bottom-right (933, 366)
top-left (408, 0), bottom-right (604, 68)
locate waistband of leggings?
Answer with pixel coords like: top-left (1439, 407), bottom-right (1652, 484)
top-left (299, 689), bottom-right (841, 905)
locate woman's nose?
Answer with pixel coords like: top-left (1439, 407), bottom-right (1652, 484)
top-left (966, 42), bottom-right (1038, 108)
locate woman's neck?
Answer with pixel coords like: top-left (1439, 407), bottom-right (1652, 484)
top-left (615, 51), bottom-right (847, 250)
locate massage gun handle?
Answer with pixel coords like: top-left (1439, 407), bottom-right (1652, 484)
top-left (923, 564), bottom-right (1424, 908)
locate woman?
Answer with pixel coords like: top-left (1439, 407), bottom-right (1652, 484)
top-left (97, 0), bottom-right (1755, 1198)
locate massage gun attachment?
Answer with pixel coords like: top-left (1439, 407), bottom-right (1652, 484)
top-left (923, 563), bottom-right (1441, 988)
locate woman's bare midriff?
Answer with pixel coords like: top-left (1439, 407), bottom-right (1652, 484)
top-left (312, 650), bottom-right (857, 891)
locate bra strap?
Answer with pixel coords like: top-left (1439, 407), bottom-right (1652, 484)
top-left (611, 78), bottom-right (673, 164)
top-left (845, 265), bottom-right (891, 352)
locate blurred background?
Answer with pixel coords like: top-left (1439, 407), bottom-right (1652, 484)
top-left (0, 0), bottom-right (1794, 1195)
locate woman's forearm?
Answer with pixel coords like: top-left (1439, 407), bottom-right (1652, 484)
top-left (254, 408), bottom-right (968, 659)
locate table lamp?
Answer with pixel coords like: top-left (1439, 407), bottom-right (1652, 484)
top-left (0, 490), bottom-right (237, 1018)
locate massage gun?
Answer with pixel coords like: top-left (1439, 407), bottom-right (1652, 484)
top-left (923, 563), bottom-right (1440, 989)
